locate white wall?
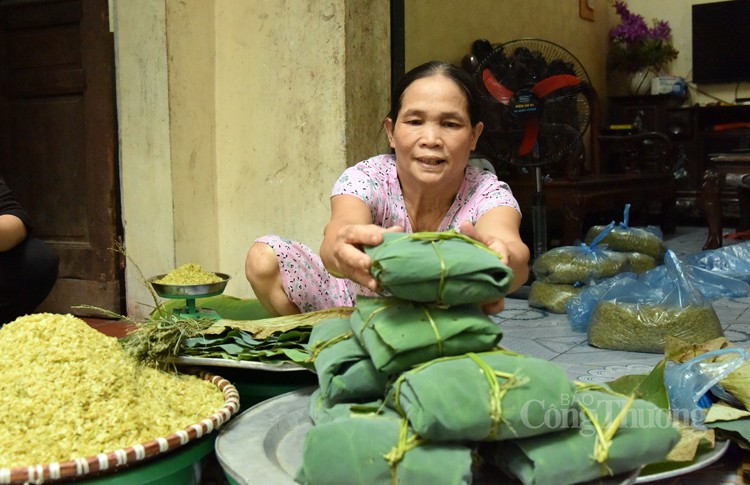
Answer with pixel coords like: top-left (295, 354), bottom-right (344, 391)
top-left (624, 0), bottom-right (749, 105)
top-left (112, 0), bottom-right (389, 319)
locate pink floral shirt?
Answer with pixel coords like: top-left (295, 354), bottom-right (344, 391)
top-left (255, 154), bottom-right (520, 313)
top-left (332, 154), bottom-right (520, 229)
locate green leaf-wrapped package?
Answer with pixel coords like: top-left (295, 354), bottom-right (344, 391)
top-left (388, 350), bottom-right (577, 441)
top-left (350, 296), bottom-right (502, 375)
top-left (295, 413), bottom-right (473, 485)
top-left (307, 317), bottom-right (388, 403)
top-left (364, 231), bottom-right (513, 305)
top-left (307, 388), bottom-right (385, 425)
top-left (483, 389), bottom-right (680, 485)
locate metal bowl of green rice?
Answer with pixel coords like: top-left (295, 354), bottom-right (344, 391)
top-left (148, 272), bottom-right (231, 298)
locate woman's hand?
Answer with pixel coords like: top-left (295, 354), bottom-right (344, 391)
top-left (459, 218), bottom-right (530, 315)
top-left (459, 220), bottom-right (510, 263)
top-left (324, 223), bottom-right (403, 291)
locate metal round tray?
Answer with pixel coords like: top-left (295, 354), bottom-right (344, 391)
top-left (148, 272), bottom-right (231, 299)
top-left (171, 356), bottom-right (307, 372)
top-left (215, 388), bottom-right (641, 485)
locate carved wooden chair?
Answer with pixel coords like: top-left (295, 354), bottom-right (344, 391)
top-left (701, 169), bottom-right (750, 249)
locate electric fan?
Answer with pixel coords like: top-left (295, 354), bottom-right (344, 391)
top-left (467, 38), bottom-right (593, 258)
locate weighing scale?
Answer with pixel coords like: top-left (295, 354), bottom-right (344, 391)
top-left (148, 272), bottom-right (231, 320)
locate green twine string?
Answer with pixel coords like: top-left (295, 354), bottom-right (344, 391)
top-left (429, 239), bottom-right (448, 305)
top-left (383, 417), bottom-right (425, 485)
top-left (421, 306), bottom-right (444, 356)
top-left (306, 331), bottom-right (353, 363)
top-left (467, 352), bottom-right (521, 440)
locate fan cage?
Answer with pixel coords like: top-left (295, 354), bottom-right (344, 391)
top-left (472, 38), bottom-right (594, 169)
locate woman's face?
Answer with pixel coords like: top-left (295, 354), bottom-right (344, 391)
top-left (385, 74), bottom-right (483, 189)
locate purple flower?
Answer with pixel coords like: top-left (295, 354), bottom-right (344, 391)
top-left (649, 20), bottom-right (672, 41)
top-left (608, 1), bottom-right (678, 72)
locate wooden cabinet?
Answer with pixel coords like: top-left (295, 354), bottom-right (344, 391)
top-left (606, 96), bottom-right (750, 223)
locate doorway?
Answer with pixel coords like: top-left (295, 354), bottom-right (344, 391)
top-left (0, 0), bottom-right (123, 316)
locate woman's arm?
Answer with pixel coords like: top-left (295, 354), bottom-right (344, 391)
top-left (0, 213), bottom-right (28, 252)
top-left (461, 206), bottom-right (531, 313)
top-left (320, 194), bottom-right (402, 292)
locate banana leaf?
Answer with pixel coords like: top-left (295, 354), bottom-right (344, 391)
top-left (295, 413), bottom-right (474, 485)
top-left (203, 306), bottom-right (355, 338)
top-left (180, 327), bottom-right (312, 365)
top-left (308, 388), bottom-right (386, 425)
top-left (308, 317), bottom-right (389, 403)
top-left (387, 350), bottom-right (577, 441)
top-left (364, 231), bottom-right (513, 305)
top-left (350, 296), bottom-right (502, 375)
top-left (483, 389), bottom-right (680, 485)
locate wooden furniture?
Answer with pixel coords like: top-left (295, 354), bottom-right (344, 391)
top-left (608, 98), bottom-right (750, 224)
top-left (702, 169), bottom-right (750, 249)
top-left (492, 92), bottom-right (677, 248)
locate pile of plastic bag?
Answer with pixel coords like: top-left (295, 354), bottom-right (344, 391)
top-left (529, 205), bottom-right (667, 314)
top-left (566, 240), bottom-right (750, 353)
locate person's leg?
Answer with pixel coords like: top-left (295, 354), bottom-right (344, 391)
top-left (246, 235), bottom-right (357, 316)
top-left (0, 236), bottom-right (59, 324)
top-left (245, 241), bottom-right (301, 316)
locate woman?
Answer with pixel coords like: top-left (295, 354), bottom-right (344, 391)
top-left (246, 60), bottom-right (529, 316)
top-left (0, 174), bottom-right (59, 324)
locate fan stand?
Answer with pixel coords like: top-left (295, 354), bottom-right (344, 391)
top-left (506, 166), bottom-right (546, 300)
top-left (532, 167), bottom-right (548, 260)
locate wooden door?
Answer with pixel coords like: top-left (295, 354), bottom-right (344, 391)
top-left (0, 0), bottom-right (122, 315)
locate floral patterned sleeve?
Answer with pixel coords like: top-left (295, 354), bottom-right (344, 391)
top-left (330, 155), bottom-right (406, 227)
top-left (447, 167), bottom-right (522, 230)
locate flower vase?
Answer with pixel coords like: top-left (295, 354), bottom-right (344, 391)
top-left (628, 69), bottom-right (656, 96)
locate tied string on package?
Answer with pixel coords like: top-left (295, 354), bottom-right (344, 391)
top-left (386, 350), bottom-right (577, 442)
top-left (364, 230), bottom-right (513, 306)
top-left (481, 389), bottom-right (681, 485)
top-left (295, 410), bottom-right (474, 485)
top-left (350, 296), bottom-right (502, 376)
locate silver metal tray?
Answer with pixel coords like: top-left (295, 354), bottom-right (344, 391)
top-left (214, 388), bottom-right (642, 485)
top-left (216, 387), bottom-right (315, 485)
top-left (172, 355), bottom-right (307, 372)
top-left (635, 439), bottom-right (730, 483)
top-left (148, 272), bottom-right (231, 298)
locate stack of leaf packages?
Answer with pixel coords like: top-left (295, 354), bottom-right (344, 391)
top-left (528, 222), bottom-right (630, 314)
top-left (298, 230), bottom-right (513, 484)
top-left (584, 204), bottom-right (666, 273)
top-left (295, 231), bottom-right (681, 485)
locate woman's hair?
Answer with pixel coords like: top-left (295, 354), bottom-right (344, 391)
top-left (388, 60), bottom-right (486, 126)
